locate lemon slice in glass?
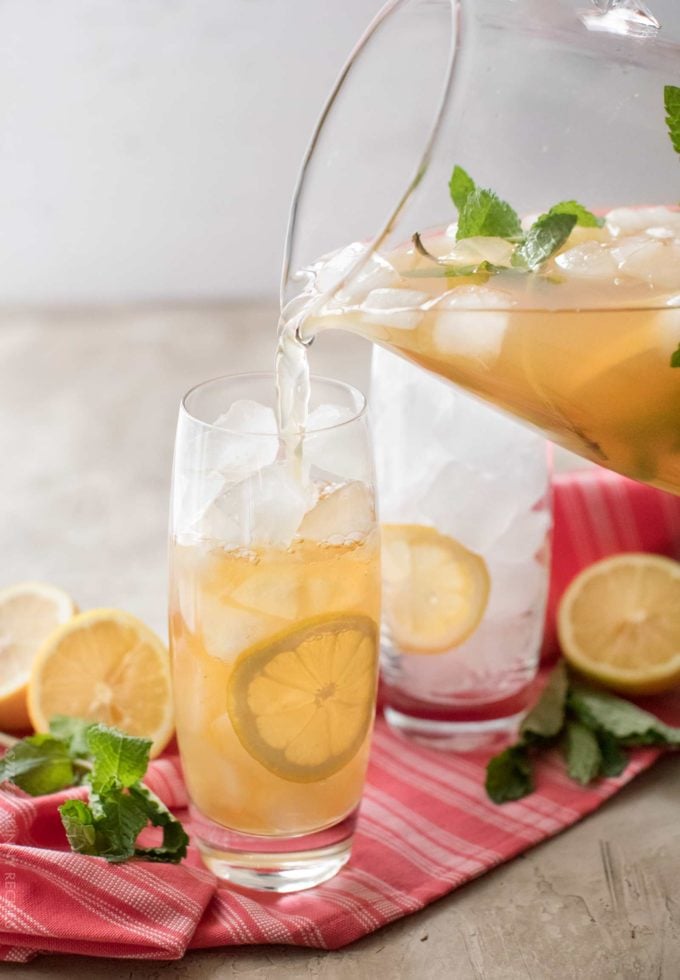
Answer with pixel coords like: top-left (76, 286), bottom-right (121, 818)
top-left (558, 553), bottom-right (680, 695)
top-left (382, 524), bottom-right (490, 654)
top-left (227, 613), bottom-right (378, 783)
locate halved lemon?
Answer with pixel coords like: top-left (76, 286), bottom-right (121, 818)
top-left (28, 609), bottom-right (174, 757)
top-left (227, 613), bottom-right (378, 782)
top-left (558, 553), bottom-right (680, 695)
top-left (0, 582), bottom-right (77, 730)
top-left (382, 524), bottom-right (490, 654)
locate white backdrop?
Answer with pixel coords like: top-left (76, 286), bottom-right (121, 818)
top-left (2, 0), bottom-right (678, 308)
top-left (0, 0), bottom-right (382, 307)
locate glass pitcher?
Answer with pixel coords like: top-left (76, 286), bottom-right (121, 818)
top-left (280, 0), bottom-right (680, 495)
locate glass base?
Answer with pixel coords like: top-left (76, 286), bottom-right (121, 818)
top-left (191, 805), bottom-right (357, 893)
top-left (384, 705), bottom-right (524, 752)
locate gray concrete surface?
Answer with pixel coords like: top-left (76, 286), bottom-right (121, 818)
top-left (1, 306), bottom-right (678, 978)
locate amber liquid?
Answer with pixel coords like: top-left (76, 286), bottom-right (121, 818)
top-left (377, 305), bottom-right (680, 494)
top-left (169, 533), bottom-right (380, 836)
top-left (295, 225), bottom-right (680, 495)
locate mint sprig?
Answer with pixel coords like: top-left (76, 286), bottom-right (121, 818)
top-left (664, 84), bottom-right (680, 156)
top-left (485, 662), bottom-right (680, 803)
top-left (443, 166), bottom-right (599, 271)
top-left (0, 719), bottom-right (188, 864)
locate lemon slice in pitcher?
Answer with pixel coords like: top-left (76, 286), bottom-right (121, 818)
top-left (558, 553), bottom-right (680, 695)
top-left (382, 524), bottom-right (490, 654)
top-left (227, 614), bottom-right (378, 783)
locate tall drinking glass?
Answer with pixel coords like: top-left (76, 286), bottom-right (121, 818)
top-left (169, 373), bottom-right (380, 892)
top-left (372, 347), bottom-right (551, 750)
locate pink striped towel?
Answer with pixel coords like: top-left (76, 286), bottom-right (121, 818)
top-left (0, 470), bottom-right (679, 961)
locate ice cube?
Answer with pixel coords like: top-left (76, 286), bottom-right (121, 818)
top-left (360, 288), bottom-right (429, 331)
top-left (371, 350), bottom-right (451, 519)
top-left (420, 460), bottom-right (521, 554)
top-left (315, 242), bottom-right (397, 303)
top-left (197, 462), bottom-right (315, 548)
top-left (431, 386), bottom-right (542, 470)
top-left (645, 227), bottom-right (675, 241)
top-left (213, 399), bottom-right (278, 436)
top-left (371, 344), bottom-right (549, 536)
top-left (433, 287), bottom-right (511, 362)
top-left (199, 593), bottom-right (288, 662)
top-left (230, 564), bottom-right (304, 620)
top-left (173, 468), bottom-right (228, 540)
top-left (180, 399), bottom-right (279, 490)
top-left (611, 237), bottom-right (680, 289)
top-left (554, 241), bottom-right (619, 278)
top-left (485, 558), bottom-right (548, 620)
top-left (606, 206), bottom-right (680, 238)
top-left (303, 404), bottom-right (371, 483)
top-left (175, 400), bottom-right (280, 528)
top-left (487, 509), bottom-right (551, 563)
top-left (306, 403), bottom-right (355, 430)
top-left (453, 610), bottom-right (545, 677)
top-left (503, 443), bottom-right (551, 512)
top-left (297, 481), bottom-right (375, 543)
top-left (467, 442), bottom-right (547, 513)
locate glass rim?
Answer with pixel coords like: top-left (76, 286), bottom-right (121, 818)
top-left (180, 371), bottom-right (367, 436)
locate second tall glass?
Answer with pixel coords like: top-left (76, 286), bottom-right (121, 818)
top-left (372, 348), bottom-right (551, 751)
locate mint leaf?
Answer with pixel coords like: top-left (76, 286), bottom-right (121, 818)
top-left (671, 343), bottom-right (680, 368)
top-left (547, 200), bottom-right (603, 228)
top-left (664, 84), bottom-right (680, 156)
top-left (87, 725), bottom-right (151, 794)
top-left (59, 799), bottom-right (99, 855)
top-left (562, 720), bottom-right (602, 785)
top-left (49, 716), bottom-right (94, 758)
top-left (88, 790), bottom-right (150, 862)
top-left (458, 188), bottom-right (523, 241)
top-left (512, 212), bottom-right (577, 271)
top-left (520, 661), bottom-right (568, 741)
top-left (0, 734), bottom-right (74, 796)
top-left (596, 730), bottom-right (628, 778)
top-left (449, 165), bottom-right (476, 211)
top-left (129, 784), bottom-right (189, 863)
top-left (60, 783), bottom-right (189, 864)
top-left (569, 686), bottom-right (680, 746)
top-left (3, 719), bottom-right (188, 864)
top-left (486, 661), bottom-right (680, 805)
top-left (485, 746), bottom-right (533, 803)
